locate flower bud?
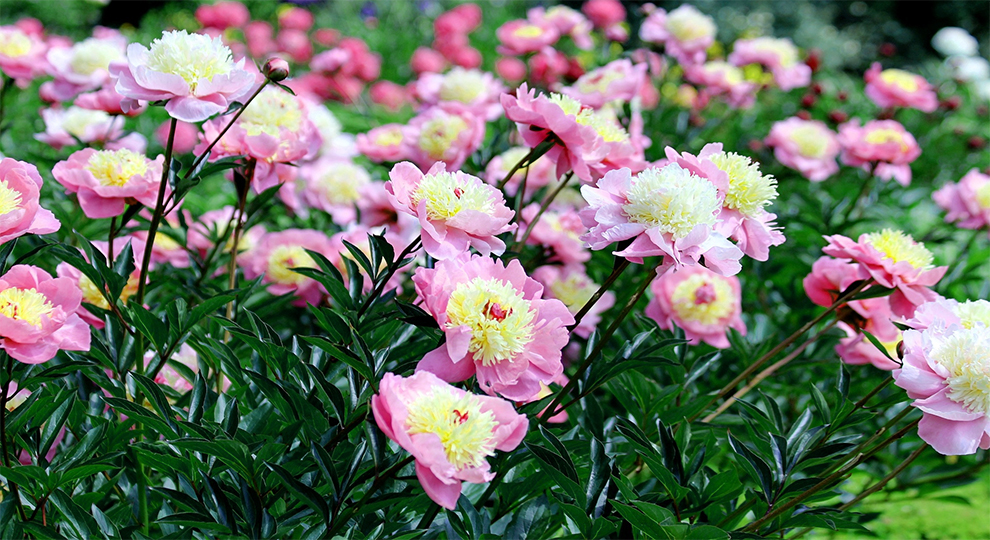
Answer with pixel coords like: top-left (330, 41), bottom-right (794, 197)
top-left (264, 57), bottom-right (290, 82)
top-left (828, 110), bottom-right (848, 123)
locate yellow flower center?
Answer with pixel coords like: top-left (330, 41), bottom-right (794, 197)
top-left (548, 273), bottom-right (596, 313)
top-left (411, 171), bottom-right (493, 220)
top-left (551, 94), bottom-right (631, 143)
top-left (267, 245), bottom-right (317, 286)
top-left (864, 128), bottom-right (909, 151)
top-left (85, 149), bottom-right (150, 187)
top-left (373, 127), bottom-right (404, 147)
top-left (863, 229), bottom-right (933, 269)
top-left (975, 182), bottom-right (990, 210)
top-left (513, 24), bottom-right (545, 39)
top-left (0, 180), bottom-right (23, 216)
top-left (623, 165), bottom-right (719, 238)
top-left (0, 28), bottom-right (31, 58)
top-left (704, 62), bottom-right (745, 85)
top-left (0, 287), bottom-right (55, 327)
top-left (438, 68), bottom-right (486, 104)
top-left (417, 115), bottom-right (469, 160)
top-left (238, 88), bottom-right (304, 137)
top-left (576, 69), bottom-right (625, 96)
top-left (145, 30), bottom-right (234, 92)
top-left (789, 125), bottom-right (831, 158)
top-left (670, 273), bottom-right (735, 325)
top-left (710, 151), bottom-right (777, 216)
top-left (879, 69), bottom-right (920, 93)
top-left (405, 388), bottom-right (498, 469)
top-left (953, 300), bottom-right (990, 330)
top-left (79, 272), bottom-right (138, 309)
top-left (69, 38), bottom-right (123, 75)
top-left (60, 107), bottom-right (112, 140)
top-left (748, 37), bottom-right (798, 67)
top-left (445, 277), bottom-right (536, 366)
top-left (313, 163), bottom-right (369, 206)
top-left (931, 329), bottom-right (990, 414)
top-left (665, 7), bottom-right (716, 42)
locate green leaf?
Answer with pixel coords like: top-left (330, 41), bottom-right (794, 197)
top-left (49, 490), bottom-right (100, 540)
top-left (267, 463), bottom-right (330, 523)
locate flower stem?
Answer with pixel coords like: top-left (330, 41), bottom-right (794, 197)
top-left (135, 118), bottom-right (177, 308)
top-left (496, 137), bottom-right (555, 190)
top-left (569, 257), bottom-right (631, 333)
top-left (514, 172), bottom-right (573, 249)
top-left (223, 159), bottom-right (255, 351)
top-left (357, 237), bottom-right (422, 318)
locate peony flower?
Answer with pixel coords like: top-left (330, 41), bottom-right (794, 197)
top-left (35, 106), bottom-right (143, 152)
top-left (402, 105), bottom-right (486, 172)
top-left (153, 343), bottom-right (219, 394)
top-left (484, 146), bottom-right (558, 198)
top-left (414, 67), bottom-right (506, 121)
top-left (305, 99), bottom-right (357, 160)
top-left (764, 117), bottom-right (840, 182)
top-left (931, 27), bottom-right (979, 57)
top-left (580, 164), bottom-right (743, 275)
top-left (240, 229), bottom-right (336, 307)
top-left (645, 265), bottom-right (745, 348)
top-left (520, 203), bottom-right (589, 264)
top-left (45, 32), bottom-right (127, 101)
top-left (639, 4), bottom-right (716, 66)
top-left (386, 161), bottom-right (514, 260)
top-left (907, 298), bottom-right (990, 332)
top-left (296, 157), bottom-right (371, 225)
top-left (836, 322), bottom-right (902, 371)
top-left (822, 230), bottom-right (947, 318)
top-left (559, 59), bottom-right (647, 109)
top-left (496, 20), bottom-right (560, 56)
top-left (527, 6), bottom-right (593, 50)
top-left (129, 210), bottom-right (190, 270)
top-left (187, 205), bottom-right (265, 258)
top-left (56, 240), bottom-right (140, 329)
top-left (0, 25), bottom-right (48, 82)
top-left (74, 84), bottom-right (145, 117)
top-left (196, 1), bottom-right (250, 30)
top-left (933, 168), bottom-right (990, 234)
top-left (863, 63), bottom-right (938, 113)
top-left (893, 317), bottom-right (990, 455)
top-left (52, 148), bottom-right (164, 219)
top-left (357, 124), bottom-right (408, 163)
top-left (0, 265), bottom-right (90, 364)
top-left (837, 119), bottom-right (921, 186)
top-left (729, 37), bottom-right (811, 91)
top-left (684, 61), bottom-right (758, 109)
top-left (0, 158), bottom-right (60, 245)
top-left (532, 264), bottom-right (613, 338)
top-left (413, 254), bottom-right (573, 400)
top-left (371, 371), bottom-right (527, 509)
top-left (110, 29), bottom-right (256, 122)
top-left (582, 0), bottom-right (626, 29)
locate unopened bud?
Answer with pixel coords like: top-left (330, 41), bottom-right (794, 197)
top-left (967, 136), bottom-right (986, 150)
top-left (264, 57), bottom-right (290, 82)
top-left (801, 93), bottom-right (817, 108)
top-left (796, 110), bottom-right (812, 120)
top-left (940, 96), bottom-right (961, 111)
top-left (828, 110), bottom-right (848, 123)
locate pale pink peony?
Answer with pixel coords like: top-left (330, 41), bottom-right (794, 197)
top-left (356, 182), bottom-right (420, 239)
top-left (764, 117), bottom-right (840, 182)
top-left (582, 0), bottom-right (626, 29)
top-left (893, 318), bottom-right (990, 455)
top-left (187, 205), bottom-right (265, 259)
top-left (864, 63), bottom-right (938, 113)
top-left (414, 68), bottom-right (506, 121)
top-left (129, 211), bottom-right (191, 270)
top-left (580, 165), bottom-right (743, 275)
top-left (933, 169), bottom-right (990, 234)
top-left (836, 322), bottom-right (901, 371)
top-left (0, 265), bottom-right (90, 364)
top-left (527, 6), bottom-right (593, 50)
top-left (73, 84), bottom-right (145, 116)
top-left (560, 59), bottom-right (647, 109)
top-left (729, 37), bottom-right (811, 91)
top-left (35, 106), bottom-right (144, 152)
top-left (296, 157), bottom-right (371, 226)
top-left (0, 158), bottom-right (60, 245)
top-left (495, 56), bottom-right (527, 82)
top-left (519, 373), bottom-right (571, 423)
top-left (496, 20), bottom-right (560, 56)
top-left (56, 240), bottom-right (141, 329)
top-left (155, 120), bottom-right (199, 155)
top-left (411, 47), bottom-right (447, 75)
top-left (639, 4), bottom-right (716, 66)
top-left (196, 2), bottom-right (250, 30)
top-left (521, 203), bottom-right (589, 265)
top-left (684, 61), bottom-right (758, 109)
top-left (240, 229), bottom-right (336, 307)
top-left (52, 148), bottom-right (164, 219)
top-left (386, 162), bottom-right (515, 260)
top-left (645, 265), bottom-right (745, 348)
top-left (153, 343), bottom-right (204, 394)
top-left (413, 254), bottom-right (574, 400)
top-left (0, 25), bottom-right (48, 82)
top-left (372, 371), bottom-right (527, 509)
top-left (44, 31), bottom-right (127, 101)
top-left (532, 264), bottom-right (613, 338)
top-left (402, 104), bottom-right (486, 172)
top-left (110, 30), bottom-right (255, 122)
top-left (837, 119), bottom-right (921, 186)
top-left (484, 146), bottom-right (558, 198)
top-left (822, 230), bottom-right (947, 318)
top-left (369, 81), bottom-right (410, 111)
top-left (357, 124), bottom-right (408, 163)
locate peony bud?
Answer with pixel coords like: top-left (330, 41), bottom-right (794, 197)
top-left (264, 57), bottom-right (290, 81)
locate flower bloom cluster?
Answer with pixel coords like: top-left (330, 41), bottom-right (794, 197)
top-left (933, 169), bottom-right (990, 237)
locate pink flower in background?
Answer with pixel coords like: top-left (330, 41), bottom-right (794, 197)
top-left (372, 371), bottom-right (527, 509)
top-left (414, 68), bottom-right (506, 121)
top-left (187, 206), bottom-right (266, 258)
top-left (74, 85), bottom-right (145, 116)
top-left (153, 343), bottom-right (209, 394)
top-left (411, 47), bottom-right (447, 75)
top-left (0, 265), bottom-right (90, 364)
top-left (729, 37), bottom-right (811, 91)
top-left (155, 120), bottom-right (199, 155)
top-left (521, 204), bottom-right (589, 264)
top-left (129, 210), bottom-right (190, 270)
top-left (532, 264), bottom-right (613, 338)
top-left (803, 256), bottom-right (862, 308)
top-left (35, 106), bottom-right (143, 152)
top-left (560, 59), bottom-right (647, 109)
top-left (519, 373), bottom-right (571, 423)
top-left (195, 1), bottom-right (250, 30)
top-left (45, 32), bottom-right (127, 101)
top-left (893, 321), bottom-right (990, 455)
top-left (836, 323), bottom-right (901, 371)
top-left (580, 165), bottom-right (742, 275)
top-left (413, 254), bottom-right (574, 400)
top-left (52, 148), bottom-right (163, 219)
top-left (639, 4), bottom-right (716, 66)
top-left (357, 124), bottom-right (408, 163)
top-left (822, 230), bottom-right (946, 318)
top-left (0, 158), bottom-right (60, 245)
top-left (297, 157), bottom-right (371, 225)
top-left (837, 119), bottom-right (921, 186)
top-left (684, 62), bottom-right (758, 109)
top-left (357, 182), bottom-right (419, 237)
top-left (386, 161), bottom-right (514, 259)
top-left (527, 6), bottom-right (593, 50)
top-left (278, 6), bottom-right (314, 31)
top-left (495, 56), bottom-right (527, 81)
top-left (864, 63), bottom-right (938, 113)
top-left (110, 30), bottom-right (255, 122)
top-left (646, 265), bottom-right (745, 348)
top-left (369, 81), bottom-right (410, 111)
top-left (56, 241), bottom-right (141, 329)
top-left (403, 105), bottom-right (485, 172)
top-left (933, 169), bottom-right (990, 234)
top-left (0, 25), bottom-right (48, 82)
top-left (241, 229), bottom-right (336, 307)
top-left (484, 146), bottom-right (557, 198)
top-left (526, 48), bottom-right (570, 87)
top-left (496, 20), bottom-right (560, 56)
top-left (764, 117), bottom-right (840, 182)
top-left (582, 0), bottom-right (626, 30)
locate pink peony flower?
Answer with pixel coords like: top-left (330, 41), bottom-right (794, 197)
top-left (196, 2), bottom-right (250, 30)
top-left (639, 4), bottom-right (716, 66)
top-left (402, 105), bottom-right (486, 172)
top-left (532, 264), bottom-right (613, 338)
top-left (153, 343), bottom-right (208, 394)
top-left (0, 158), bottom-right (60, 245)
top-left (35, 106), bottom-right (140, 152)
top-left (496, 20), bottom-right (560, 56)
top-left (110, 30), bottom-right (256, 122)
top-left (129, 211), bottom-right (190, 270)
top-left (521, 203), bottom-right (589, 265)
top-left (56, 240), bottom-right (140, 329)
top-left (527, 48), bottom-right (570, 87)
top-left (0, 265), bottom-right (90, 364)
top-left (413, 254), bottom-right (574, 400)
top-left (893, 318), bottom-right (990, 455)
top-left (764, 117), bottom-right (840, 182)
top-left (495, 57), bottom-right (527, 82)
top-left (45, 32), bottom-right (127, 101)
top-left (729, 37), bottom-right (811, 91)
top-left (240, 229), bottom-right (336, 307)
top-left (187, 205), bottom-right (265, 259)
top-left (357, 124), bottom-right (408, 163)
top-left (645, 265), bottom-right (745, 348)
top-left (386, 162), bottom-right (514, 259)
top-left (560, 59), bottom-right (647, 109)
top-left (278, 6), bottom-right (314, 31)
top-left (527, 6), bottom-right (593, 50)
top-left (836, 323), bottom-right (901, 371)
top-left (371, 371), bottom-right (527, 509)
top-left (52, 148), bottom-right (164, 219)
top-left (369, 80), bottom-right (410, 111)
top-left (864, 63), bottom-right (938, 113)
top-left (684, 61), bottom-right (758, 109)
top-left (73, 84), bottom-right (145, 116)
top-left (933, 168), bottom-right (990, 234)
top-left (155, 120), bottom-right (199, 155)
top-left (414, 68), bottom-right (506, 121)
top-left (837, 119), bottom-right (921, 186)
top-left (0, 25), bottom-right (48, 82)
top-left (410, 47), bottom-right (447, 75)
top-left (822, 230), bottom-right (947, 318)
top-left (484, 146), bottom-right (558, 198)
top-left (582, 0), bottom-right (626, 29)
top-left (297, 157), bottom-right (371, 226)
top-left (580, 165), bottom-right (743, 275)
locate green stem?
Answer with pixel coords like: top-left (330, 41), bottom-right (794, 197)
top-left (135, 118), bottom-right (177, 310)
top-left (514, 172), bottom-right (573, 250)
top-left (357, 237), bottom-right (422, 318)
top-left (569, 258), bottom-right (631, 333)
top-left (496, 137), bottom-right (555, 190)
